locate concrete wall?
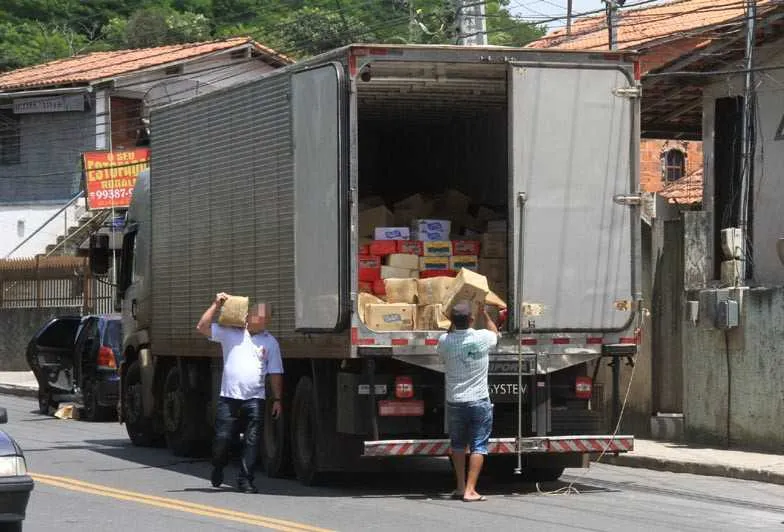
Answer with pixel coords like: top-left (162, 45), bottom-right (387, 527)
top-left (0, 93), bottom-right (97, 203)
top-left (683, 286), bottom-right (784, 451)
top-left (0, 199), bottom-right (87, 257)
top-left (703, 39), bottom-right (784, 286)
top-left (0, 308), bottom-right (79, 371)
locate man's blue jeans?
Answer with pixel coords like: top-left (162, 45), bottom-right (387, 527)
top-left (212, 397), bottom-right (263, 482)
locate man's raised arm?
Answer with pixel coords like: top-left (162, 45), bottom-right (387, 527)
top-left (196, 292), bottom-right (229, 337)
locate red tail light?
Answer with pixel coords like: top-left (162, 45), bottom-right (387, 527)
top-left (97, 346), bottom-right (117, 369)
top-left (575, 376), bottom-right (592, 399)
top-left (395, 376), bottom-right (414, 399)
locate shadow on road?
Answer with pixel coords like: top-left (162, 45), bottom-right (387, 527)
top-left (76, 437), bottom-right (615, 500)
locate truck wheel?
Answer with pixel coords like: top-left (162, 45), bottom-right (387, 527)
top-left (123, 361), bottom-right (158, 447)
top-left (162, 366), bottom-right (203, 457)
top-left (525, 466), bottom-right (565, 483)
top-left (291, 376), bottom-right (323, 485)
top-left (263, 391), bottom-right (291, 478)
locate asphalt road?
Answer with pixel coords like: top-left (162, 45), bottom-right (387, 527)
top-left (2, 394), bottom-right (783, 532)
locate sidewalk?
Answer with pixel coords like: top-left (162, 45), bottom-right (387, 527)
top-left (0, 371), bottom-right (38, 398)
top-left (1, 371), bottom-right (783, 485)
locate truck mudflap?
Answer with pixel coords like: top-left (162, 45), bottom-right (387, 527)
top-left (363, 435), bottom-right (634, 456)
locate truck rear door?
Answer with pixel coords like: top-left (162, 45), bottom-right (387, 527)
top-left (508, 62), bottom-right (637, 333)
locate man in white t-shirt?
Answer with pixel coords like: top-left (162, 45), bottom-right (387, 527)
top-left (196, 293), bottom-right (284, 494)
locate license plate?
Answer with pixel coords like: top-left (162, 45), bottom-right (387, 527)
top-left (378, 400), bottom-right (425, 416)
top-left (488, 378), bottom-right (528, 403)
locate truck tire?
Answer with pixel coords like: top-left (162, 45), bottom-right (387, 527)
top-left (262, 391), bottom-right (291, 478)
top-left (162, 366), bottom-right (204, 457)
top-left (291, 376), bottom-right (324, 485)
top-left (123, 361), bottom-right (158, 447)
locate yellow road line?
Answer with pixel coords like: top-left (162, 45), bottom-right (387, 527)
top-left (31, 472), bottom-right (334, 532)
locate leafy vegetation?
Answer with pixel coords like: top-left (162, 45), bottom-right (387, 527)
top-left (0, 0), bottom-right (545, 70)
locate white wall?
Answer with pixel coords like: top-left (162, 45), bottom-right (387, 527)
top-left (703, 40), bottom-right (784, 286)
top-left (0, 199), bottom-right (86, 258)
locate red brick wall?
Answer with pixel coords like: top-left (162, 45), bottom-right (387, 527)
top-left (640, 139), bottom-right (703, 192)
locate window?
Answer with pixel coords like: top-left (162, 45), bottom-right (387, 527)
top-left (662, 149), bottom-right (685, 182)
top-left (37, 318), bottom-right (81, 348)
top-left (0, 109), bottom-right (20, 165)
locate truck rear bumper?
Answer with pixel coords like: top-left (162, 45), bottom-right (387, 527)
top-left (363, 435), bottom-right (634, 456)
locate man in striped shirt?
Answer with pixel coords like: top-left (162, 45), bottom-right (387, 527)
top-left (437, 301), bottom-right (499, 502)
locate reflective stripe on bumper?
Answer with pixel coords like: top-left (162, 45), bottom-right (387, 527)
top-left (363, 436), bottom-right (634, 456)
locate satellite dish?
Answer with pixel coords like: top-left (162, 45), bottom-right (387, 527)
top-left (144, 79), bottom-right (207, 108)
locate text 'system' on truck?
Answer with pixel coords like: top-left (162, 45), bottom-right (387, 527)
top-left (101, 44), bottom-right (643, 485)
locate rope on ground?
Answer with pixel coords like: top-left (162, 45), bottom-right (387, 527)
top-left (535, 344), bottom-right (641, 496)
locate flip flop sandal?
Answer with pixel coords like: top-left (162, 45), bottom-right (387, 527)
top-left (462, 495), bottom-right (487, 502)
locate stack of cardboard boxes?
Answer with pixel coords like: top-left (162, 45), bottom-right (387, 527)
top-left (356, 190), bottom-right (507, 332)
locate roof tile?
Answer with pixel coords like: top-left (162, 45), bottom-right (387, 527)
top-left (660, 167), bottom-right (703, 204)
top-left (0, 38), bottom-right (292, 91)
top-left (526, 0), bottom-right (776, 51)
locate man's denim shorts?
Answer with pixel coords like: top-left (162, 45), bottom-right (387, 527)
top-left (447, 398), bottom-right (493, 455)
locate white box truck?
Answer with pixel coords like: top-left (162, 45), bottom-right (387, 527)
top-left (107, 44), bottom-right (643, 485)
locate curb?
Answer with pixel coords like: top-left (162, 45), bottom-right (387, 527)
top-left (603, 454), bottom-right (784, 486)
top-left (0, 385), bottom-right (38, 398)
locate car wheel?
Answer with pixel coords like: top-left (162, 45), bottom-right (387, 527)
top-left (82, 377), bottom-right (113, 422)
top-left (0, 520), bottom-right (23, 531)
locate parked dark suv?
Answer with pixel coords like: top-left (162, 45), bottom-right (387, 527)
top-left (26, 315), bottom-right (122, 421)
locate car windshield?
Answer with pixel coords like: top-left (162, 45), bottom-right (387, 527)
top-left (102, 320), bottom-right (122, 351)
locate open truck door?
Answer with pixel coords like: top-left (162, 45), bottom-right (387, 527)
top-left (506, 61), bottom-right (640, 456)
top-left (292, 63), bottom-right (351, 332)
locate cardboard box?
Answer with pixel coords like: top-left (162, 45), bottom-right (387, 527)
top-left (359, 267), bottom-right (381, 282)
top-left (475, 206), bottom-right (499, 223)
top-left (419, 269), bottom-right (458, 279)
top-left (433, 190), bottom-right (471, 215)
top-left (358, 244), bottom-right (370, 255)
top-left (393, 194), bottom-right (434, 226)
top-left (452, 240), bottom-right (481, 256)
top-left (365, 303), bottom-right (416, 331)
top-left (384, 278), bottom-right (418, 304)
top-left (417, 277), bottom-right (454, 305)
top-left (359, 205), bottom-right (393, 238)
top-left (359, 255), bottom-right (381, 269)
top-left (359, 281), bottom-right (373, 293)
top-left (372, 279), bottom-right (386, 296)
top-left (450, 256), bottom-right (479, 271)
top-left (358, 292), bottom-right (385, 324)
top-left (218, 296), bottom-right (249, 328)
top-left (369, 240), bottom-right (397, 256)
top-left (486, 220), bottom-right (507, 233)
top-left (413, 219), bottom-right (451, 234)
top-left (385, 253), bottom-right (420, 270)
top-left (442, 269), bottom-right (490, 315)
top-left (420, 256), bottom-right (450, 271)
top-left (416, 229), bottom-right (450, 242)
top-left (375, 227), bottom-right (411, 240)
top-left (480, 233), bottom-right (507, 258)
top-left (485, 290), bottom-right (507, 309)
top-left (416, 303), bottom-right (451, 330)
top-left (479, 257), bottom-right (506, 282)
top-left (423, 241), bottom-right (452, 257)
top-left (396, 240), bottom-right (423, 255)
top-left (381, 265), bottom-right (413, 279)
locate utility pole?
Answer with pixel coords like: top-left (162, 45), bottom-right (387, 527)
top-left (456, 0), bottom-right (487, 45)
top-left (567, 0), bottom-right (573, 36)
top-left (605, 0), bottom-right (623, 50)
top-left (738, 0), bottom-right (756, 281)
